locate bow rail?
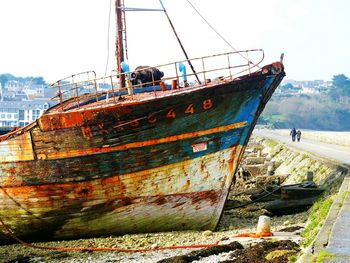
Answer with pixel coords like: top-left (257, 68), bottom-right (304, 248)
top-left (49, 49), bottom-right (264, 111)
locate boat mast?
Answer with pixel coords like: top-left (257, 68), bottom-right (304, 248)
top-left (115, 0), bottom-right (125, 88)
top-left (158, 0), bottom-right (201, 84)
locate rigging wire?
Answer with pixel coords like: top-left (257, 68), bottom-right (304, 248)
top-left (185, 0), bottom-right (255, 66)
top-left (158, 0), bottom-right (201, 84)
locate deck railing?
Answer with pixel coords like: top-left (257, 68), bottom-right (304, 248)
top-left (49, 49), bottom-right (264, 111)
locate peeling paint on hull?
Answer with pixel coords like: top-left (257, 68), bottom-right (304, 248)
top-left (0, 63), bottom-right (284, 242)
top-left (0, 148), bottom-right (237, 241)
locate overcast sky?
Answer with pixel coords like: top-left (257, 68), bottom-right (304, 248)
top-left (0, 0), bottom-right (349, 83)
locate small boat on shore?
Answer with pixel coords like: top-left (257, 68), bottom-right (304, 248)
top-left (253, 182), bottom-right (325, 215)
top-left (0, 0), bottom-right (285, 243)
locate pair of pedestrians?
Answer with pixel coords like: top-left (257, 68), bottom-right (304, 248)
top-left (290, 128), bottom-right (302, 142)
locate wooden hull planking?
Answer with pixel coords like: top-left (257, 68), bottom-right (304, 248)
top-left (0, 63), bottom-right (284, 242)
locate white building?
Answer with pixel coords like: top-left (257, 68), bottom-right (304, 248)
top-left (24, 83), bottom-right (45, 99)
top-left (0, 99), bottom-right (55, 127)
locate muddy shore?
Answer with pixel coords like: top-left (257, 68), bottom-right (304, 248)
top-left (0, 199), bottom-right (307, 262)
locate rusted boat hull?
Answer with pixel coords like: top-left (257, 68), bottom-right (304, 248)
top-left (0, 63), bottom-right (284, 242)
top-left (0, 148), bottom-right (237, 241)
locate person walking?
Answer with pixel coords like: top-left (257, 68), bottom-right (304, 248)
top-left (290, 128), bottom-right (297, 142)
top-left (296, 130), bottom-right (302, 142)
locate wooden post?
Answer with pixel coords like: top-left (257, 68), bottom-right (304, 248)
top-left (267, 161), bottom-right (274, 176)
top-left (257, 150), bottom-right (261, 157)
top-left (307, 171), bottom-right (314, 182)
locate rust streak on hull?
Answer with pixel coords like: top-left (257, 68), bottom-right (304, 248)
top-left (0, 148), bottom-right (235, 241)
top-left (0, 133), bottom-right (34, 162)
top-left (37, 121), bottom-right (247, 160)
top-left (0, 61), bottom-right (285, 243)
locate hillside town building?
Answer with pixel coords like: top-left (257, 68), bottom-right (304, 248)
top-left (281, 79), bottom-right (332, 94)
top-left (0, 80), bottom-right (57, 128)
top-left (0, 99), bottom-right (53, 127)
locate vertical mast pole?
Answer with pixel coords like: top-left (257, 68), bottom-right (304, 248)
top-left (115, 0), bottom-right (125, 88)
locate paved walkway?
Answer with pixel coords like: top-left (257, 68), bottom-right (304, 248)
top-left (253, 129), bottom-right (350, 165)
top-left (253, 129), bottom-right (350, 262)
